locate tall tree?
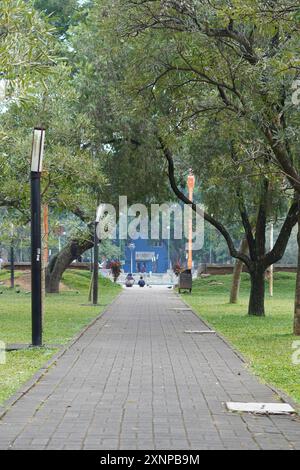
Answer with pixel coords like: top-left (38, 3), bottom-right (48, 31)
top-left (93, 0), bottom-right (300, 316)
top-left (35, 0), bottom-right (174, 293)
top-left (0, 59), bottom-right (108, 292)
top-left (34, 0), bottom-right (86, 36)
top-left (0, 0), bottom-right (57, 101)
top-left (230, 238), bottom-right (248, 305)
top-left (160, 131), bottom-right (298, 317)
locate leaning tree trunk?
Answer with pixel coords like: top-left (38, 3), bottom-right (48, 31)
top-left (230, 238), bottom-right (248, 304)
top-left (294, 215), bottom-right (300, 335)
top-left (248, 264), bottom-right (266, 316)
top-left (46, 238), bottom-right (93, 294)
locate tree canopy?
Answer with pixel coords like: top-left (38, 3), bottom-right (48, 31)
top-left (1, 0), bottom-right (300, 322)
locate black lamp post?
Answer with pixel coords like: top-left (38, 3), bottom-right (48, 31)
top-left (10, 223), bottom-right (15, 289)
top-left (10, 244), bottom-right (14, 289)
top-left (92, 205), bottom-right (105, 306)
top-left (31, 128), bottom-right (45, 347)
top-left (92, 221), bottom-right (99, 306)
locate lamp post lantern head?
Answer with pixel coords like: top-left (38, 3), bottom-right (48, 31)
top-left (128, 243), bottom-right (135, 251)
top-left (31, 128), bottom-right (46, 173)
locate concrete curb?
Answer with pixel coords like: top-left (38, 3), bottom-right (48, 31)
top-left (177, 290), bottom-right (300, 415)
top-left (0, 290), bottom-right (123, 421)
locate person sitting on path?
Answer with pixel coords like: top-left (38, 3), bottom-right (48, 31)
top-left (125, 273), bottom-right (135, 288)
top-left (138, 276), bottom-right (146, 288)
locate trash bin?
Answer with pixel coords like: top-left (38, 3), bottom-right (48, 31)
top-left (178, 269), bottom-right (192, 293)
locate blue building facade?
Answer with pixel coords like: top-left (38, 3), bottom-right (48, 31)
top-left (123, 239), bottom-right (169, 274)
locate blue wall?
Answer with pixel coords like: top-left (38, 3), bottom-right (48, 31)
top-left (123, 239), bottom-right (169, 274)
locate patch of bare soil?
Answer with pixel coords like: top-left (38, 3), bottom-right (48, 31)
top-left (3, 271), bottom-right (70, 292)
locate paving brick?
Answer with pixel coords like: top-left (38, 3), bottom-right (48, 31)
top-left (0, 288), bottom-right (299, 450)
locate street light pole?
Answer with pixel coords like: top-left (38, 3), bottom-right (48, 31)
top-left (187, 169), bottom-right (195, 271)
top-left (93, 221), bottom-right (99, 306)
top-left (168, 239), bottom-right (170, 270)
top-left (128, 243), bottom-right (135, 274)
top-left (31, 128), bottom-right (45, 347)
top-left (270, 223), bottom-right (274, 297)
top-left (10, 223), bottom-right (14, 289)
top-left (10, 243), bottom-right (14, 289)
top-left (92, 204), bottom-right (105, 306)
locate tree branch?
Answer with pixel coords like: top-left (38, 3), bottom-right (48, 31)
top-left (159, 137), bottom-right (251, 267)
top-left (265, 199), bottom-right (299, 267)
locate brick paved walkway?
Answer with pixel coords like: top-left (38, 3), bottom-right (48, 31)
top-left (0, 287), bottom-right (300, 450)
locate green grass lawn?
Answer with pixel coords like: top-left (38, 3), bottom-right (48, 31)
top-left (0, 270), bottom-right (121, 405)
top-left (182, 272), bottom-right (300, 406)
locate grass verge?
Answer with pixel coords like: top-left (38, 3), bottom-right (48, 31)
top-left (0, 270), bottom-right (121, 404)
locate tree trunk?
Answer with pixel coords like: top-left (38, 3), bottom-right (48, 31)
top-left (294, 215), bottom-right (300, 335)
top-left (161, 140), bottom-right (299, 318)
top-left (248, 265), bottom-right (266, 316)
top-left (230, 238), bottom-right (248, 304)
top-left (46, 238), bottom-right (93, 294)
